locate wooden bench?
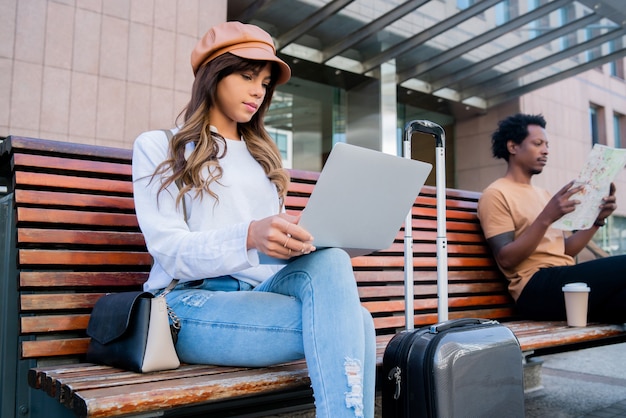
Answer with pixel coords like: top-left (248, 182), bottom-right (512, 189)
top-left (2, 135), bottom-right (625, 418)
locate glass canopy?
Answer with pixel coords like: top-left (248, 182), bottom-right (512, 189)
top-left (228, 0), bottom-right (626, 110)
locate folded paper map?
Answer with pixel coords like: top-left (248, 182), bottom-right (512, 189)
top-left (552, 144), bottom-right (626, 231)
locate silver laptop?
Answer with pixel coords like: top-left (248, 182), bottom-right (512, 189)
top-left (261, 142), bottom-right (432, 263)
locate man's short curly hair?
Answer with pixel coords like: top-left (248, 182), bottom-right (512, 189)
top-left (491, 113), bottom-right (546, 161)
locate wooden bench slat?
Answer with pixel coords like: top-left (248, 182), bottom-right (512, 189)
top-left (411, 206), bottom-right (479, 222)
top-left (284, 195), bottom-right (309, 210)
top-left (358, 282), bottom-right (509, 299)
top-left (363, 294), bottom-right (513, 314)
top-left (55, 364), bottom-right (255, 405)
top-left (508, 321), bottom-right (626, 352)
top-left (287, 169), bottom-right (320, 182)
top-left (382, 241), bottom-right (494, 255)
top-left (282, 181), bottom-right (315, 195)
top-left (351, 255), bottom-right (496, 268)
top-left (354, 269), bottom-right (504, 283)
top-left (13, 153), bottom-right (131, 176)
top-left (21, 314), bottom-right (90, 333)
top-left (22, 338), bottom-right (90, 359)
top-left (15, 189), bottom-right (135, 210)
top-left (18, 229), bottom-right (146, 246)
top-left (15, 171), bottom-right (133, 194)
top-left (19, 250), bottom-right (153, 266)
top-left (372, 307), bottom-right (518, 330)
top-left (71, 364), bottom-right (311, 418)
top-left (19, 271), bottom-right (149, 288)
top-left (21, 294), bottom-right (104, 311)
top-left (28, 363), bottom-right (115, 390)
top-left (6, 136), bottom-right (132, 160)
top-left (17, 208), bottom-right (139, 227)
top-left (379, 229), bottom-right (487, 245)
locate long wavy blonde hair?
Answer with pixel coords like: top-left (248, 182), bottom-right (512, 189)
top-left (153, 53), bottom-right (290, 208)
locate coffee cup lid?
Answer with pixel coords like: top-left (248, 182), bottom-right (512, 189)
top-left (562, 282), bottom-right (590, 292)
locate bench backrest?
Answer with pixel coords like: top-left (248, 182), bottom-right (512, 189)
top-left (1, 135), bottom-right (514, 363)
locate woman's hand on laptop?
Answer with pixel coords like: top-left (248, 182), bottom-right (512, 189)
top-left (248, 213), bottom-right (316, 259)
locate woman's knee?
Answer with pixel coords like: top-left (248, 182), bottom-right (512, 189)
top-left (306, 248), bottom-right (356, 290)
top-left (310, 247), bottom-right (351, 268)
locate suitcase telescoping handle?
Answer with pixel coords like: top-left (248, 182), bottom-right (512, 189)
top-left (404, 120), bottom-right (449, 328)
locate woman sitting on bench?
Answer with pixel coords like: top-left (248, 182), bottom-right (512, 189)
top-left (131, 21), bottom-right (376, 418)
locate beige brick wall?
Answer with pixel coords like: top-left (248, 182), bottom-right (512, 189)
top-left (1, 0), bottom-right (227, 149)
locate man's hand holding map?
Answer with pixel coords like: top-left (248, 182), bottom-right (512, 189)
top-left (553, 144), bottom-right (626, 231)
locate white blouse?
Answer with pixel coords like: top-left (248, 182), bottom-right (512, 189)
top-left (132, 128), bottom-right (283, 292)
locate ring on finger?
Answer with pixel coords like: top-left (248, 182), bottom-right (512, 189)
top-left (288, 248), bottom-right (292, 257)
top-left (283, 234), bottom-right (291, 248)
top-left (301, 243), bottom-right (306, 253)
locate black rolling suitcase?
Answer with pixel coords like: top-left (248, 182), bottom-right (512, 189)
top-left (382, 318), bottom-right (524, 417)
top-left (382, 121), bottom-right (525, 418)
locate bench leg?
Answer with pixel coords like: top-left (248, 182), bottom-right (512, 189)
top-left (523, 352), bottom-right (544, 393)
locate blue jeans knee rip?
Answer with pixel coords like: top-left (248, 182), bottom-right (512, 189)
top-left (180, 292), bottom-right (212, 307)
top-left (344, 357), bottom-right (364, 417)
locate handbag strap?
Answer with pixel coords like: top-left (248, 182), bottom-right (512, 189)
top-left (158, 128), bottom-right (182, 331)
top-left (161, 279), bottom-right (179, 296)
top-left (161, 129), bottom-right (188, 222)
top-left (159, 128), bottom-right (183, 293)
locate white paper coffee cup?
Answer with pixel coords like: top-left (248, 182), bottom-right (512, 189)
top-left (562, 282), bottom-right (590, 327)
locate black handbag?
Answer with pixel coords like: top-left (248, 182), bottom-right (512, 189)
top-left (86, 290), bottom-right (180, 373)
top-left (87, 128), bottom-right (185, 373)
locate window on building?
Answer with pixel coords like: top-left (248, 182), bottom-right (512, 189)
top-left (592, 215), bottom-right (626, 256)
top-left (558, 4), bottom-right (577, 53)
top-left (590, 106), bottom-right (599, 145)
top-left (269, 78), bottom-right (346, 172)
top-left (616, 59), bottom-right (625, 79)
top-left (608, 42), bottom-right (625, 79)
top-left (457, 0), bottom-right (476, 9)
top-left (585, 26), bottom-right (603, 63)
top-left (528, 0), bottom-right (550, 40)
top-left (495, 0), bottom-right (510, 25)
top-left (614, 112), bottom-right (624, 148)
top-left (267, 128), bottom-right (293, 168)
top-left (589, 104), bottom-right (606, 146)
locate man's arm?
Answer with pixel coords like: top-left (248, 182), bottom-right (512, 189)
top-left (486, 219), bottom-right (551, 269)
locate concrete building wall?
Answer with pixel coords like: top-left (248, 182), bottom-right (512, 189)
top-left (1, 0), bottom-right (227, 149)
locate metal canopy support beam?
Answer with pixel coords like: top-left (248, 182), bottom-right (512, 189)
top-left (464, 28), bottom-right (626, 100)
top-left (233, 0), bottom-right (276, 23)
top-left (429, 13), bottom-right (600, 91)
top-left (361, 0), bottom-right (501, 74)
top-left (321, 0), bottom-right (429, 63)
top-left (380, 60), bottom-right (398, 156)
top-left (487, 45), bottom-right (626, 107)
top-left (275, 0), bottom-right (355, 50)
top-left (397, 0), bottom-right (571, 83)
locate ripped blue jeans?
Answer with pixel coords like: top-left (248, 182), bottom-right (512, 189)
top-left (163, 248), bottom-right (376, 418)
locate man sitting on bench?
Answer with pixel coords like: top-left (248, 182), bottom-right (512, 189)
top-left (477, 113), bottom-right (626, 323)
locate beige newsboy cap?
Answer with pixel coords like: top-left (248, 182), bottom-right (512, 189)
top-left (191, 21), bottom-right (291, 85)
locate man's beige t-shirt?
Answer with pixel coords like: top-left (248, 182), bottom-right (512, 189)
top-left (477, 177), bottom-right (574, 301)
